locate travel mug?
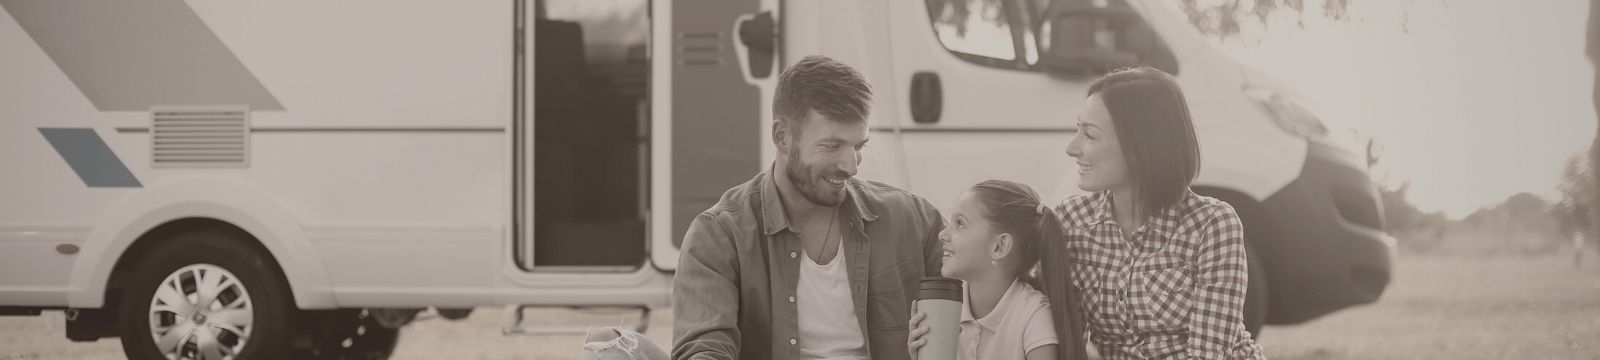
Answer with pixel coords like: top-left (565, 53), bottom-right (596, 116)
top-left (916, 277), bottom-right (963, 360)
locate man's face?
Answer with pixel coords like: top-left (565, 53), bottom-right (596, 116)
top-left (780, 110), bottom-right (869, 207)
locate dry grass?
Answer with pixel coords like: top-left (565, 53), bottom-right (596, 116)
top-left (4, 252), bottom-right (1598, 359)
top-left (1256, 251), bottom-right (1600, 360)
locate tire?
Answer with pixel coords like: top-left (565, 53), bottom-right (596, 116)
top-left (436, 308), bottom-right (473, 320)
top-left (295, 309), bottom-right (401, 360)
top-left (1242, 244), bottom-right (1268, 338)
top-left (118, 229), bottom-right (294, 360)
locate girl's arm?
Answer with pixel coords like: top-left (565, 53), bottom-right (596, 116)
top-left (1025, 344), bottom-right (1058, 360)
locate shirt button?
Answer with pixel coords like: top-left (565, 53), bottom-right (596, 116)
top-left (789, 251), bottom-right (798, 259)
top-left (790, 338), bottom-right (798, 346)
top-left (788, 296), bottom-right (796, 303)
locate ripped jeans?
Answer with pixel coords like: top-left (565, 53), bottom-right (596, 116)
top-left (580, 327), bottom-right (670, 360)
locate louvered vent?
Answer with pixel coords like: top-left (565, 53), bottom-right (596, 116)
top-left (151, 106), bottom-right (249, 168)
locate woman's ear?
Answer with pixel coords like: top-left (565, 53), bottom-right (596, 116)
top-left (991, 233), bottom-right (1014, 261)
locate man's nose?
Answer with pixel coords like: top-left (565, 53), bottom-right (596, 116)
top-left (839, 149), bottom-right (860, 176)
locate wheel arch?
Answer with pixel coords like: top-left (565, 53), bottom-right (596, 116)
top-left (68, 178), bottom-right (336, 309)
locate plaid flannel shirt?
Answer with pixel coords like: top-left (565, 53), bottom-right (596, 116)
top-left (1055, 190), bottom-right (1265, 360)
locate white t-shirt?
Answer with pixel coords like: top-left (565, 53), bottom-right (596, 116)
top-left (796, 240), bottom-right (869, 360)
top-left (957, 279), bottom-right (1059, 360)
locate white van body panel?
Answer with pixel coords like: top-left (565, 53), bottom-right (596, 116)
top-left (1, 0), bottom-right (1330, 317)
top-left (782, 0), bottom-right (1304, 212)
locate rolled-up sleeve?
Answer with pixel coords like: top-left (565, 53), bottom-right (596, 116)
top-left (1184, 205), bottom-right (1256, 359)
top-left (671, 213), bottom-right (743, 360)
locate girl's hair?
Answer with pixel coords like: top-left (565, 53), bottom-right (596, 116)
top-left (1086, 67), bottom-right (1201, 216)
top-left (968, 180), bottom-right (1087, 360)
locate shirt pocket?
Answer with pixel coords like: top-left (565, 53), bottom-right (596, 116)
top-left (1071, 263), bottom-right (1125, 333)
top-left (1129, 265), bottom-right (1194, 333)
top-left (869, 259), bottom-right (916, 331)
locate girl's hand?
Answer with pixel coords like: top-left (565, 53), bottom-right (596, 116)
top-left (907, 301), bottom-right (928, 360)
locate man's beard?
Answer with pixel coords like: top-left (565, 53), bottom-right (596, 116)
top-left (783, 144), bottom-right (848, 207)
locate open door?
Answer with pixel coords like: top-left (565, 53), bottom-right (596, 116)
top-left (516, 0), bottom-right (652, 272)
top-left (649, 0), bottom-right (779, 271)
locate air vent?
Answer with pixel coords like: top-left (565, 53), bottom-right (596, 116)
top-left (150, 106), bottom-right (249, 168)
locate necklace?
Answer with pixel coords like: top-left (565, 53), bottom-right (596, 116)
top-left (819, 206), bottom-right (840, 263)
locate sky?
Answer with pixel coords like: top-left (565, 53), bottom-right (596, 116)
top-left (1184, 0), bottom-right (1597, 218)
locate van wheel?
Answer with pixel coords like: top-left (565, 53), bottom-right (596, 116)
top-left (118, 229), bottom-right (294, 360)
top-left (1243, 244), bottom-right (1268, 338)
top-left (436, 308), bottom-right (473, 320)
top-left (295, 309), bottom-right (400, 360)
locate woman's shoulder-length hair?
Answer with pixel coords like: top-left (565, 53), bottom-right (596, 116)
top-left (1087, 67), bottom-right (1201, 214)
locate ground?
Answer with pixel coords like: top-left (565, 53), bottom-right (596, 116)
top-left (3, 253), bottom-right (1598, 359)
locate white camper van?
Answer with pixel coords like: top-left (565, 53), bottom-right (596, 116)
top-left (0, 0), bottom-right (1392, 358)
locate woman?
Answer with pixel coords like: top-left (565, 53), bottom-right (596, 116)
top-left (1045, 67), bottom-right (1265, 359)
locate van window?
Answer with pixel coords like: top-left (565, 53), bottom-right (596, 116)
top-left (926, 0), bottom-right (1057, 71)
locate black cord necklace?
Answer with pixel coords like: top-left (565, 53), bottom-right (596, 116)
top-left (818, 205), bottom-right (840, 263)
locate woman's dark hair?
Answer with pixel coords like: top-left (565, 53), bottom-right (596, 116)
top-left (1087, 67), bottom-right (1201, 215)
top-left (968, 180), bottom-right (1087, 360)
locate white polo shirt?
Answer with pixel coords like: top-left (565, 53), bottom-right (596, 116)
top-left (958, 279), bottom-right (1059, 360)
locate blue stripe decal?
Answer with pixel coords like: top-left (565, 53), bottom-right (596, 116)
top-left (38, 128), bottom-right (142, 187)
top-left (0, 0), bottom-right (283, 111)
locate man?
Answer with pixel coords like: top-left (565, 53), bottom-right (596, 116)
top-left (670, 55), bottom-right (945, 360)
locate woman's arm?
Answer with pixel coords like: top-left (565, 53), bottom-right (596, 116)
top-left (1183, 203), bottom-right (1255, 359)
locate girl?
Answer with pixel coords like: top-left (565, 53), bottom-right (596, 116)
top-left (1053, 67), bottom-right (1265, 359)
top-left (908, 180), bottom-right (1087, 360)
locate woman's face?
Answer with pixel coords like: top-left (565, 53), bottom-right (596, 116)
top-left (1068, 94), bottom-right (1131, 192)
top-left (939, 191), bottom-right (1004, 280)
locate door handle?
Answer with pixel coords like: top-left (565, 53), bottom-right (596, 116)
top-left (910, 72), bottom-right (942, 124)
top-left (737, 11), bottom-right (777, 79)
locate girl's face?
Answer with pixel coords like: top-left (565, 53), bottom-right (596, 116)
top-left (939, 191), bottom-right (1008, 280)
top-left (1067, 94), bottom-right (1131, 192)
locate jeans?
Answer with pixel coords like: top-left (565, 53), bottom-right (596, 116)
top-left (580, 327), bottom-right (669, 360)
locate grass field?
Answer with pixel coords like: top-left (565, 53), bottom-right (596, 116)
top-left (4, 252), bottom-right (1598, 359)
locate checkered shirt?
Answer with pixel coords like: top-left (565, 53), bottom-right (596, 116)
top-left (1054, 190), bottom-right (1266, 360)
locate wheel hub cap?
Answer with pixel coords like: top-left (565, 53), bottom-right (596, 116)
top-left (148, 263), bottom-right (254, 360)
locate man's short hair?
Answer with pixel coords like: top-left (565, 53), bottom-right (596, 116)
top-left (772, 55), bottom-right (873, 131)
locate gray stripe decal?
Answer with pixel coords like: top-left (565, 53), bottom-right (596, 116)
top-left (0, 0), bottom-right (282, 111)
top-left (38, 128), bottom-right (142, 187)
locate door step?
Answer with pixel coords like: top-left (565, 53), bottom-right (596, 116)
top-left (502, 305), bottom-right (651, 335)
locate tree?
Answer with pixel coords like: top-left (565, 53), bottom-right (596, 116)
top-left (1555, 153), bottom-right (1599, 248)
top-left (1174, 0), bottom-right (1422, 40)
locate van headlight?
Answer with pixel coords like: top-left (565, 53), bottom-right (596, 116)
top-left (1243, 87), bottom-right (1328, 138)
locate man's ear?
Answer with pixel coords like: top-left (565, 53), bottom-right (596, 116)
top-left (772, 119), bottom-right (789, 150)
top-left (991, 233), bottom-right (1014, 261)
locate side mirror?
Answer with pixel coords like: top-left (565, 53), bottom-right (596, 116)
top-left (1037, 5), bottom-right (1160, 79)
